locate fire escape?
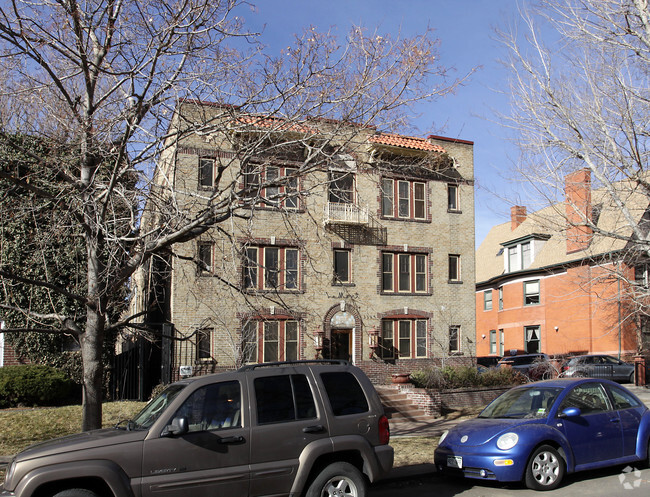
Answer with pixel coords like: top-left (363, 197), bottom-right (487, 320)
top-left (324, 201), bottom-right (387, 245)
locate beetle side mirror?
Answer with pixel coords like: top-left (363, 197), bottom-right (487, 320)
top-left (558, 407), bottom-right (581, 418)
top-left (162, 416), bottom-right (189, 437)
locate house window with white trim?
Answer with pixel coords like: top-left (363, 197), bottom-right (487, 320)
top-left (199, 157), bottom-right (216, 188)
top-left (525, 326), bottom-right (541, 353)
top-left (381, 252), bottom-right (428, 293)
top-left (448, 254), bottom-right (461, 282)
top-left (333, 249), bottom-right (351, 284)
top-left (242, 246), bottom-right (300, 291)
top-left (524, 280), bottom-right (540, 306)
top-left (484, 290), bottom-right (493, 311)
top-left (449, 325), bottom-right (460, 354)
top-left (447, 184), bottom-right (460, 212)
top-left (380, 319), bottom-right (428, 359)
top-left (197, 328), bottom-right (212, 361)
top-left (489, 329), bottom-right (497, 354)
top-left (197, 242), bottom-right (213, 275)
top-left (380, 178), bottom-right (427, 220)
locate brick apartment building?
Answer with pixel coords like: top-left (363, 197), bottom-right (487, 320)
top-left (131, 101), bottom-right (476, 384)
top-left (475, 169), bottom-right (649, 361)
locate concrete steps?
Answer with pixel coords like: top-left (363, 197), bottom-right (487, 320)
top-left (375, 385), bottom-right (432, 423)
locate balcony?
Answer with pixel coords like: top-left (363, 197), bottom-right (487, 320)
top-left (324, 202), bottom-right (387, 245)
top-left (324, 202), bottom-right (369, 225)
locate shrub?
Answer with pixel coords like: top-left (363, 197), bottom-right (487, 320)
top-left (410, 365), bottom-right (520, 390)
top-left (0, 365), bottom-right (76, 408)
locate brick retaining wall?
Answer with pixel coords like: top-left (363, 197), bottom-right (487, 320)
top-left (391, 384), bottom-right (510, 417)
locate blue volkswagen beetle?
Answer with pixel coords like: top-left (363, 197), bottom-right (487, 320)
top-left (434, 378), bottom-right (650, 490)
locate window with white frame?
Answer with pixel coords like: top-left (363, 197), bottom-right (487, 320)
top-left (448, 254), bottom-right (461, 282)
top-left (243, 246), bottom-right (300, 291)
top-left (447, 184), bottom-right (460, 212)
top-left (199, 157), bottom-right (216, 188)
top-left (484, 290), bottom-right (493, 311)
top-left (525, 326), bottom-right (541, 353)
top-left (380, 319), bottom-right (428, 359)
top-left (243, 162), bottom-right (299, 209)
top-left (381, 252), bottom-right (428, 293)
top-left (499, 287), bottom-right (504, 310)
top-left (449, 325), bottom-right (461, 354)
top-left (244, 320), bottom-right (299, 363)
top-left (524, 280), bottom-right (540, 306)
top-left (333, 248), bottom-right (351, 284)
top-left (329, 171), bottom-right (354, 203)
top-left (489, 329), bottom-right (497, 354)
top-left (380, 178), bottom-right (427, 220)
top-left (197, 328), bottom-right (212, 361)
top-left (197, 242), bottom-right (213, 275)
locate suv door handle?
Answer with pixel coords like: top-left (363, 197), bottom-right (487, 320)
top-left (219, 435), bottom-right (245, 444)
top-left (303, 425), bottom-right (326, 434)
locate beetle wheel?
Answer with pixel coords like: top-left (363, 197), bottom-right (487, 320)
top-left (525, 445), bottom-right (565, 491)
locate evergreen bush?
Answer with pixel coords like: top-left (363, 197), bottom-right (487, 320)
top-left (410, 365), bottom-right (521, 390)
top-left (0, 365), bottom-right (76, 408)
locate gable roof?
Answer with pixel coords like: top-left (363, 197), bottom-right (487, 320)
top-left (476, 180), bottom-right (650, 285)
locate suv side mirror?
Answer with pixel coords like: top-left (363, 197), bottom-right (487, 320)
top-left (162, 416), bottom-right (189, 437)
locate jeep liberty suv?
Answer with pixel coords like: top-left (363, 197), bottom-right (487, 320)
top-left (1, 360), bottom-right (393, 497)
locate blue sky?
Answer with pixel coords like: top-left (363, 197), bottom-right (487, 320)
top-left (241, 0), bottom-right (525, 246)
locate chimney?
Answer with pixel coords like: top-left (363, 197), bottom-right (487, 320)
top-left (511, 205), bottom-right (527, 231)
top-left (565, 168), bottom-right (592, 253)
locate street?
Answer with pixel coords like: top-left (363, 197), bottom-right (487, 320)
top-left (370, 465), bottom-right (650, 496)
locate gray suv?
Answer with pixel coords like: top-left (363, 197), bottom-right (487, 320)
top-left (1, 360), bottom-right (393, 497)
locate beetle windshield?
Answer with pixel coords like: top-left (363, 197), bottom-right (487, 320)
top-left (132, 384), bottom-right (186, 429)
top-left (478, 386), bottom-right (563, 419)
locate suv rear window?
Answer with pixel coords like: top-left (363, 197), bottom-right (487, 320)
top-left (254, 374), bottom-right (317, 424)
top-left (321, 372), bottom-right (369, 416)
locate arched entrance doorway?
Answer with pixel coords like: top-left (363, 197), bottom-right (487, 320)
top-left (329, 309), bottom-right (357, 362)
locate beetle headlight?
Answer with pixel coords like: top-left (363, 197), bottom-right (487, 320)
top-left (496, 432), bottom-right (519, 450)
top-left (438, 430), bottom-right (449, 445)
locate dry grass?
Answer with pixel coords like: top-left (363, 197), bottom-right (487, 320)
top-left (0, 402), bottom-right (145, 457)
top-left (391, 436), bottom-right (437, 467)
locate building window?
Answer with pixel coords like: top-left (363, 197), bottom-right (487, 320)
top-left (635, 264), bottom-right (650, 288)
top-left (242, 246), bottom-right (300, 291)
top-left (524, 280), bottom-right (540, 306)
top-left (499, 287), bottom-right (504, 310)
top-left (381, 252), bottom-right (428, 293)
top-left (329, 171), bottom-right (354, 203)
top-left (449, 325), bottom-right (460, 354)
top-left (380, 178), bottom-right (427, 220)
top-left (525, 326), bottom-right (541, 353)
top-left (522, 242), bottom-right (531, 268)
top-left (198, 242), bottom-right (213, 275)
top-left (241, 321), bottom-right (258, 364)
top-left (199, 157), bottom-right (216, 188)
top-left (484, 290), bottom-right (493, 311)
top-left (333, 249), bottom-right (351, 284)
top-left (244, 163), bottom-right (299, 209)
top-left (505, 239), bottom-right (540, 273)
top-left (380, 319), bottom-right (428, 359)
top-left (197, 328), bottom-right (212, 361)
top-left (489, 329), bottom-right (497, 354)
top-left (448, 254), bottom-right (461, 282)
top-left (245, 320), bottom-right (299, 363)
top-left (447, 184), bottom-right (459, 212)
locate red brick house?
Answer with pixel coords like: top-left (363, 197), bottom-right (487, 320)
top-left (475, 170), bottom-right (649, 360)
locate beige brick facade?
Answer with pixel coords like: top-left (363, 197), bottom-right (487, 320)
top-left (136, 102), bottom-right (476, 383)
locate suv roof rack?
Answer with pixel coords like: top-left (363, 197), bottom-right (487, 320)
top-left (237, 359), bottom-right (350, 372)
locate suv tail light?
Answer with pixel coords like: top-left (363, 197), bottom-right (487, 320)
top-left (378, 415), bottom-right (390, 445)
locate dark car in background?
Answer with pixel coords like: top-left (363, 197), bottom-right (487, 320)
top-left (497, 353), bottom-right (555, 380)
top-left (561, 354), bottom-right (635, 383)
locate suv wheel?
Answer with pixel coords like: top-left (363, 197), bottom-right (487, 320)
top-left (306, 462), bottom-right (367, 497)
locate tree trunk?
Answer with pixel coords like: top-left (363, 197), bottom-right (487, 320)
top-left (81, 307), bottom-right (104, 431)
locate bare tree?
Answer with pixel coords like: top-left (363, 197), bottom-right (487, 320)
top-left (0, 0), bottom-right (469, 429)
top-left (498, 0), bottom-right (650, 341)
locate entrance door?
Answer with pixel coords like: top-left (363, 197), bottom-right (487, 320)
top-left (331, 329), bottom-right (352, 361)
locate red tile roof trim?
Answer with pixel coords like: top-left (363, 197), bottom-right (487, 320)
top-left (370, 133), bottom-right (446, 153)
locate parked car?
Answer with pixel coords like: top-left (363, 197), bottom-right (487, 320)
top-left (497, 353), bottom-right (555, 380)
top-left (561, 354), bottom-right (635, 383)
top-left (1, 360), bottom-right (393, 497)
top-left (434, 378), bottom-right (650, 490)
